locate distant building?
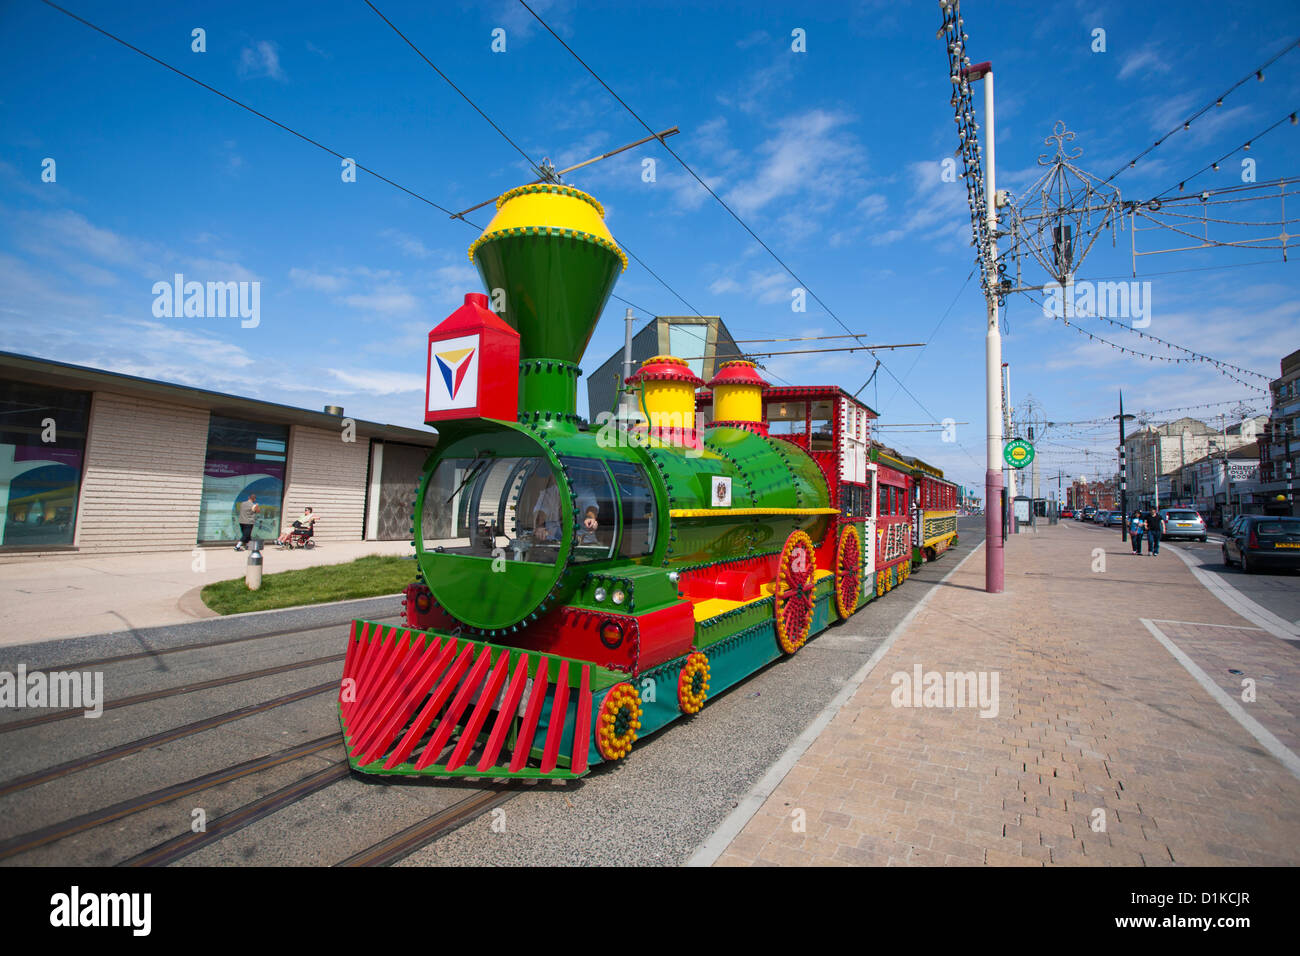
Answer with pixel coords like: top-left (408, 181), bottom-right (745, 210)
top-left (1, 351), bottom-right (437, 554)
top-left (586, 315), bottom-right (743, 421)
top-left (1069, 477), bottom-right (1117, 511)
top-left (1164, 441), bottom-right (1261, 526)
top-left (1259, 348), bottom-right (1300, 516)
top-left (1123, 414), bottom-right (1266, 510)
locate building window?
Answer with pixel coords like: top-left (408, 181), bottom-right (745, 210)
top-left (197, 416), bottom-right (287, 543)
top-left (0, 380), bottom-right (89, 548)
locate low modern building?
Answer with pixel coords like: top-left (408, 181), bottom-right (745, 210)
top-left (0, 351), bottom-right (438, 554)
top-left (586, 315), bottom-right (743, 421)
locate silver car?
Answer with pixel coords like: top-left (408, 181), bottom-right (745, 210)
top-left (1160, 509), bottom-right (1208, 542)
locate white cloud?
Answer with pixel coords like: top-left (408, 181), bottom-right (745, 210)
top-left (1118, 44), bottom-right (1172, 81)
top-left (184, 257), bottom-right (260, 283)
top-left (723, 109), bottom-right (869, 217)
top-left (343, 287), bottom-right (419, 314)
top-left (289, 267), bottom-right (347, 292)
top-left (381, 229), bottom-right (433, 259)
top-left (325, 367), bottom-right (426, 395)
top-left (238, 41), bottom-right (285, 81)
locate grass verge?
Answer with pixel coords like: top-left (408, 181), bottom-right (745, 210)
top-left (201, 554), bottom-right (415, 615)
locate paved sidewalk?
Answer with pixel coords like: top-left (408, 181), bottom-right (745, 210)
top-left (710, 522), bottom-right (1300, 866)
top-left (0, 540), bottom-right (415, 646)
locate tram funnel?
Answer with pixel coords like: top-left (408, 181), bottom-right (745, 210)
top-left (469, 184), bottom-right (626, 414)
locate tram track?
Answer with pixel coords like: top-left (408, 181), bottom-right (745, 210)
top-left (0, 735), bottom-right (341, 862)
top-left (0, 681), bottom-right (337, 797)
top-left (335, 789), bottom-right (515, 866)
top-left (0, 652), bottom-right (345, 734)
top-left (119, 760), bottom-right (354, 867)
top-left (30, 615), bottom-right (400, 674)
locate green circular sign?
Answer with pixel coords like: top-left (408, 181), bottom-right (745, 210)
top-left (1003, 439), bottom-right (1035, 469)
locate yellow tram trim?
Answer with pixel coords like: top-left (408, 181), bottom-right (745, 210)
top-left (921, 509), bottom-right (958, 549)
top-left (692, 569), bottom-right (834, 622)
top-left (669, 507), bottom-right (840, 518)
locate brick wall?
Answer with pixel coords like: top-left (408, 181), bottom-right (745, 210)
top-left (76, 392), bottom-right (209, 552)
top-left (280, 425), bottom-right (369, 541)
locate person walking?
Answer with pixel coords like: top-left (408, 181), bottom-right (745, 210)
top-left (1147, 508), bottom-right (1162, 556)
top-left (235, 493), bottom-right (259, 552)
top-left (1129, 511), bottom-right (1145, 554)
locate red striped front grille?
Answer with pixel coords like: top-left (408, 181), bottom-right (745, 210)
top-left (339, 621), bottom-right (594, 779)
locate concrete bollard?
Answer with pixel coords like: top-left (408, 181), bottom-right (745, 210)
top-left (246, 539), bottom-right (263, 591)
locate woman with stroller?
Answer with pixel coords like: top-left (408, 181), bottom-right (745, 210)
top-left (277, 507), bottom-right (318, 548)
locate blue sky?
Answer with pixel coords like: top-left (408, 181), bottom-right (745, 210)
top-left (1, 0), bottom-right (1297, 493)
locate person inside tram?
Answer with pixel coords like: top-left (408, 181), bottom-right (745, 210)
top-left (577, 505), bottom-right (601, 544)
top-left (528, 469), bottom-right (561, 543)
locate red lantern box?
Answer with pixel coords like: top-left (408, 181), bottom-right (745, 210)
top-left (425, 292), bottom-right (520, 423)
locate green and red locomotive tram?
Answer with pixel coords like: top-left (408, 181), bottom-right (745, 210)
top-left (337, 183), bottom-right (938, 781)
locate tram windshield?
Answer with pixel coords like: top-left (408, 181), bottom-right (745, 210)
top-left (424, 456), bottom-right (563, 565)
top-left (423, 455), bottom-right (660, 565)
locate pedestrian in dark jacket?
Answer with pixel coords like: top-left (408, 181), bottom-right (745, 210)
top-left (235, 494), bottom-right (259, 551)
top-left (1147, 509), bottom-right (1162, 556)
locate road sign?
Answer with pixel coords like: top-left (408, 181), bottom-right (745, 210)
top-left (1004, 439), bottom-right (1035, 469)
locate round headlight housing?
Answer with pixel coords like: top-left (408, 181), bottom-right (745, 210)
top-left (594, 586), bottom-right (608, 603)
top-left (612, 589), bottom-right (626, 606)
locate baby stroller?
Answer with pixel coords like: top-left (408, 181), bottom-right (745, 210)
top-left (281, 521), bottom-right (316, 550)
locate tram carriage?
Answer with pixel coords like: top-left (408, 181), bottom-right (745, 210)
top-left (902, 456), bottom-right (961, 565)
top-left (336, 182), bottom-right (954, 781)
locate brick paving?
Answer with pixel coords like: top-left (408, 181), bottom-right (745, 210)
top-left (713, 522), bottom-right (1300, 866)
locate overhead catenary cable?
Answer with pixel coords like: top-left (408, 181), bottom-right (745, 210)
top-left (1102, 38), bottom-right (1300, 185)
top-left (522, 0), bottom-right (983, 463)
top-left (517, 0), bottom-right (861, 339)
top-left (362, 0), bottom-right (545, 180)
top-left (37, 0), bottom-right (464, 218)
top-left (1148, 109), bottom-right (1300, 200)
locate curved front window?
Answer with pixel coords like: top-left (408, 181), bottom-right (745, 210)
top-left (424, 452), bottom-right (659, 568)
top-left (425, 455), bottom-right (562, 565)
top-left (561, 457), bottom-right (617, 562)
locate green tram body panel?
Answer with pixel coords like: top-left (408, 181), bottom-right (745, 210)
top-left (414, 418), bottom-right (834, 633)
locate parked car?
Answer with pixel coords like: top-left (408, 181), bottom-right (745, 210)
top-left (1060, 508), bottom-right (1074, 519)
top-left (1094, 509), bottom-right (1110, 525)
top-left (1222, 516), bottom-right (1300, 573)
top-left (1106, 511), bottom-right (1124, 527)
top-left (1082, 507), bottom-right (1097, 522)
top-left (1160, 509), bottom-right (1208, 542)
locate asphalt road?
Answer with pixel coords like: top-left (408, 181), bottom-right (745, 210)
top-left (0, 519), bottom-right (984, 867)
top-left (1068, 518), bottom-right (1300, 627)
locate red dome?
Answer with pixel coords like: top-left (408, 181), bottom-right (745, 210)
top-left (625, 354), bottom-right (705, 387)
top-left (706, 359), bottom-right (767, 389)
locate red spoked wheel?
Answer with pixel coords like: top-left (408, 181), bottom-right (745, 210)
top-left (834, 525), bottom-right (861, 619)
top-left (775, 530), bottom-right (816, 654)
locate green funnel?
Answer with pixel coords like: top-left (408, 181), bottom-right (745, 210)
top-left (470, 184), bottom-right (626, 372)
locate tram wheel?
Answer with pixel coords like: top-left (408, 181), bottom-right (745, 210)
top-left (775, 530), bottom-right (816, 654)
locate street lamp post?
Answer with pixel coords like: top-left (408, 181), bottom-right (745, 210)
top-left (1114, 391), bottom-right (1136, 542)
top-left (963, 60), bottom-right (1003, 593)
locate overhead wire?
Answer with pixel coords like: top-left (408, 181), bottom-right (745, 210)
top-left (1102, 38), bottom-right (1300, 185)
top-left (520, 0), bottom-right (984, 471)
